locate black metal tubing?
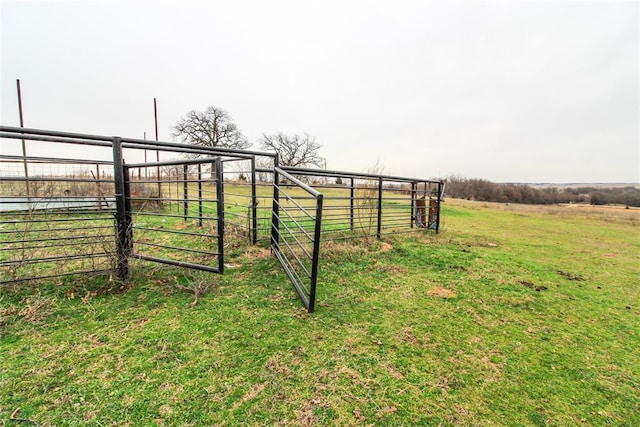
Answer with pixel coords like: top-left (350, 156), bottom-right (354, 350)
top-left (377, 177), bottom-right (383, 239)
top-left (215, 158), bottom-right (225, 273)
top-left (126, 195), bottom-right (217, 203)
top-left (183, 165), bottom-right (188, 221)
top-left (273, 234), bottom-right (312, 278)
top-left (308, 193), bottom-right (323, 312)
top-left (1, 125), bottom-right (276, 160)
top-left (132, 211), bottom-right (219, 221)
top-left (0, 127), bottom-right (230, 286)
top-left (1, 154), bottom-right (114, 165)
top-left (270, 166), bottom-right (324, 312)
top-left (0, 196), bottom-right (114, 202)
top-left (135, 241), bottom-right (218, 257)
top-left (197, 164), bottom-right (203, 227)
top-left (134, 226), bottom-right (219, 239)
top-left (0, 132), bottom-right (112, 147)
top-left (0, 176), bottom-right (114, 184)
top-left (1, 215), bottom-right (113, 224)
top-left (270, 215), bottom-right (313, 258)
top-left (1, 125), bottom-right (112, 141)
top-left (1, 233), bottom-right (113, 245)
top-left (0, 225), bottom-right (112, 234)
top-left (112, 137), bottom-right (130, 282)
top-left (251, 157), bottom-right (258, 244)
top-left (281, 165), bottom-right (441, 185)
top-left (123, 156), bottom-right (224, 274)
top-left (126, 156), bottom-right (222, 169)
top-left (270, 155), bottom-right (280, 249)
top-left (1, 238), bottom-right (112, 252)
top-left (2, 125), bottom-right (444, 310)
top-left (133, 255), bottom-right (221, 273)
top-left (0, 268), bottom-right (112, 285)
top-left (274, 188), bottom-right (316, 220)
top-left (350, 177), bottom-right (355, 230)
top-left (0, 252), bottom-right (112, 267)
top-left (272, 167), bottom-right (443, 240)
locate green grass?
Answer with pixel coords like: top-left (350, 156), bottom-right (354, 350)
top-left (1, 199), bottom-right (639, 426)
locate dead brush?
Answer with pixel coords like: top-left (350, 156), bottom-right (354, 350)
top-left (171, 275), bottom-right (217, 308)
top-left (0, 293), bottom-right (57, 327)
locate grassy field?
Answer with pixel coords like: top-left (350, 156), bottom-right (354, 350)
top-left (1, 199), bottom-right (639, 426)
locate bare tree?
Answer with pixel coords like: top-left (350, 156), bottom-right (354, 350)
top-left (172, 107), bottom-right (250, 150)
top-left (259, 132), bottom-right (324, 168)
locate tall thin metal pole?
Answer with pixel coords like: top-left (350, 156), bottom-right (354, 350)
top-left (183, 164), bottom-right (188, 221)
top-left (143, 131), bottom-right (148, 179)
top-left (197, 163), bottom-right (203, 227)
top-left (350, 177), bottom-right (355, 231)
top-left (410, 182), bottom-right (416, 229)
top-left (16, 79), bottom-right (30, 198)
top-left (377, 177), bottom-right (383, 239)
top-left (154, 98), bottom-right (161, 199)
top-left (250, 156), bottom-right (258, 244)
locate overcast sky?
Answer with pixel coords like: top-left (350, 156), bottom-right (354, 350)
top-left (1, 0), bottom-right (638, 183)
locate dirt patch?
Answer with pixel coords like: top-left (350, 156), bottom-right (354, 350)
top-left (519, 280), bottom-right (548, 291)
top-left (427, 287), bottom-right (457, 298)
top-left (380, 242), bottom-right (393, 252)
top-left (557, 270), bottom-right (585, 281)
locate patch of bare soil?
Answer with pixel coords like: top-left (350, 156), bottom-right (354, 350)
top-left (557, 270), bottom-right (585, 281)
top-left (519, 280), bottom-right (548, 291)
top-left (427, 287), bottom-right (457, 298)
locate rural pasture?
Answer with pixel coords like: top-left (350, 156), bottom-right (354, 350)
top-left (1, 198), bottom-right (639, 425)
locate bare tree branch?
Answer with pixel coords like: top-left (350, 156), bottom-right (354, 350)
top-left (171, 107), bottom-right (250, 150)
top-left (259, 132), bottom-right (324, 168)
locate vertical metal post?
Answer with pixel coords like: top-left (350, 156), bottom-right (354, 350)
top-left (112, 137), bottom-right (129, 282)
top-left (96, 164), bottom-right (102, 211)
top-left (270, 155), bottom-right (280, 249)
top-left (435, 181), bottom-right (442, 233)
top-left (308, 193), bottom-right (324, 313)
top-left (16, 79), bottom-right (30, 198)
top-left (250, 156), bottom-right (258, 244)
top-left (376, 177), bottom-right (383, 239)
top-left (410, 182), bottom-right (416, 229)
top-left (123, 165), bottom-right (133, 256)
top-left (175, 168), bottom-right (180, 213)
top-left (215, 158), bottom-right (225, 273)
top-left (183, 164), bottom-right (188, 221)
top-left (197, 163), bottom-right (203, 227)
top-left (154, 98), bottom-right (161, 199)
top-left (350, 177), bottom-right (355, 231)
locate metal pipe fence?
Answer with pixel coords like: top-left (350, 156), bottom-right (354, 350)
top-left (279, 166), bottom-right (443, 240)
top-left (1, 130), bottom-right (117, 285)
top-left (1, 125), bottom-right (442, 312)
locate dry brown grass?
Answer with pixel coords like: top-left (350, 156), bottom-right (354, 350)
top-left (446, 198), bottom-right (640, 225)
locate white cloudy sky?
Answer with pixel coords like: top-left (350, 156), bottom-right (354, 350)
top-left (1, 0), bottom-right (638, 183)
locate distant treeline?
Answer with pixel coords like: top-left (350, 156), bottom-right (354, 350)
top-left (445, 177), bottom-right (640, 207)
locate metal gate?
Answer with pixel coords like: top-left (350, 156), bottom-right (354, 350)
top-left (271, 167), bottom-right (324, 312)
top-left (121, 156), bottom-right (225, 275)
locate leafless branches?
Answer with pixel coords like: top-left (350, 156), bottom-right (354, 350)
top-left (259, 132), bottom-right (324, 168)
top-left (171, 107), bottom-right (250, 150)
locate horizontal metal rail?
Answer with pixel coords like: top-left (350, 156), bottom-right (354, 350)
top-left (135, 241), bottom-right (218, 257)
top-left (0, 268), bottom-right (113, 285)
top-left (132, 255), bottom-right (221, 273)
